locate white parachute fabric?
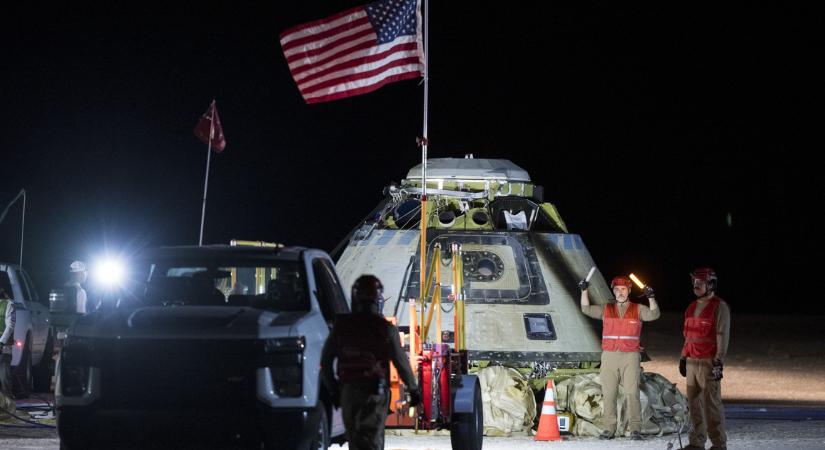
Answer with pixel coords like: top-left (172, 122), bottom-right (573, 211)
top-left (478, 366), bottom-right (537, 436)
top-left (555, 372), bottom-right (687, 437)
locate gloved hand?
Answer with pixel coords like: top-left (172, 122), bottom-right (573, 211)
top-left (643, 285), bottom-right (655, 298)
top-left (408, 388), bottom-right (422, 408)
top-left (679, 358), bottom-right (687, 377)
top-left (712, 359), bottom-right (724, 381)
top-left (577, 280), bottom-right (589, 291)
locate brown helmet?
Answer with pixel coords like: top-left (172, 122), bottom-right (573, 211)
top-left (351, 275), bottom-right (384, 312)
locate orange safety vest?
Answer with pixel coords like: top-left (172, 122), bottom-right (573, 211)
top-left (682, 296), bottom-right (720, 359)
top-left (602, 302), bottom-right (642, 352)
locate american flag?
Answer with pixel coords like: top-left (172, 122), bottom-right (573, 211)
top-left (280, 0), bottom-right (424, 104)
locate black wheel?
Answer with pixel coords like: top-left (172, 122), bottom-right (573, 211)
top-left (12, 336), bottom-right (32, 398)
top-left (33, 330), bottom-right (54, 392)
top-left (309, 403), bottom-right (330, 450)
top-left (450, 382), bottom-right (483, 450)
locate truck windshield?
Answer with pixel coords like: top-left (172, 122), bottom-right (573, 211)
top-left (141, 260), bottom-right (308, 312)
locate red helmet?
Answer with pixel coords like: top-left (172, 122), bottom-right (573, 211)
top-left (610, 276), bottom-right (633, 290)
top-left (351, 275), bottom-right (384, 311)
top-left (690, 267), bottom-right (717, 282)
top-left (690, 267), bottom-right (717, 290)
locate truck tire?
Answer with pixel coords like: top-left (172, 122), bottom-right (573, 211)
top-left (33, 330), bottom-right (54, 392)
top-left (309, 403), bottom-right (330, 450)
top-left (450, 381), bottom-right (483, 450)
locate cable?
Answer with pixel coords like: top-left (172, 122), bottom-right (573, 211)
top-left (0, 405), bottom-right (56, 428)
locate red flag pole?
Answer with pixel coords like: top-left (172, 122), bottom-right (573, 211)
top-left (198, 100), bottom-right (215, 246)
top-left (418, 0), bottom-right (429, 328)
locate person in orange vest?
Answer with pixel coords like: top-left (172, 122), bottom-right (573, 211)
top-left (579, 275), bottom-right (660, 440)
top-left (679, 267), bottom-right (730, 450)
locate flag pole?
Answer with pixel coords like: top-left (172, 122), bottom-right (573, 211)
top-left (198, 100), bottom-right (215, 246)
top-left (418, 0), bottom-right (430, 325)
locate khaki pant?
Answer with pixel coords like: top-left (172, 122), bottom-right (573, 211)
top-left (341, 383), bottom-right (390, 450)
top-left (686, 358), bottom-right (726, 448)
top-left (600, 351), bottom-right (642, 434)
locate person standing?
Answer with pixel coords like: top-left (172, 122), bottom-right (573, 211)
top-left (67, 260), bottom-right (89, 314)
top-left (680, 267), bottom-right (730, 450)
top-left (321, 275), bottom-right (421, 450)
top-left (579, 275), bottom-right (660, 440)
top-left (0, 288), bottom-right (16, 395)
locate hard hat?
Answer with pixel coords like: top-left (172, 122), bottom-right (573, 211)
top-left (610, 276), bottom-right (633, 290)
top-left (690, 267), bottom-right (717, 282)
top-left (351, 275), bottom-right (383, 308)
top-left (690, 267), bottom-right (717, 290)
top-left (69, 261), bottom-right (87, 273)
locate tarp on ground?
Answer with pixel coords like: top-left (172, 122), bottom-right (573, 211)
top-left (555, 371), bottom-right (688, 437)
top-left (478, 366), bottom-right (537, 436)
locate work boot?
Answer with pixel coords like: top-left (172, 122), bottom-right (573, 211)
top-left (598, 430), bottom-right (615, 440)
top-left (629, 431), bottom-right (643, 440)
top-left (679, 446), bottom-right (704, 450)
top-left (708, 447), bottom-right (726, 450)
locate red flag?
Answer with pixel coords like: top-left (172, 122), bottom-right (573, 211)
top-left (279, 0), bottom-right (424, 104)
top-left (194, 100), bottom-right (226, 153)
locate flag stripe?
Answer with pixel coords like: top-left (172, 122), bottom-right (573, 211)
top-left (278, 6), bottom-right (365, 45)
top-left (291, 39), bottom-right (378, 80)
top-left (305, 71), bottom-right (421, 104)
top-left (281, 16), bottom-right (372, 56)
top-left (302, 61), bottom-right (421, 99)
top-left (286, 27), bottom-right (376, 65)
top-left (298, 47), bottom-right (419, 92)
top-left (295, 40), bottom-right (419, 85)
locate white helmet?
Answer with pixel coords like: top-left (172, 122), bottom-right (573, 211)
top-left (70, 260), bottom-right (87, 273)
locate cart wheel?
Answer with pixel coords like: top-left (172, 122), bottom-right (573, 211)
top-left (450, 377), bottom-right (483, 450)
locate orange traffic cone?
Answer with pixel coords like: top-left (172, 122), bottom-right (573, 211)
top-left (535, 379), bottom-right (562, 441)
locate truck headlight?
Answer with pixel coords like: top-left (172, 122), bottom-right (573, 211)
top-left (260, 337), bottom-right (304, 397)
top-left (60, 338), bottom-right (95, 397)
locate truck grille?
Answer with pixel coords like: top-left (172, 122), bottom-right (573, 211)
top-left (96, 339), bottom-right (259, 410)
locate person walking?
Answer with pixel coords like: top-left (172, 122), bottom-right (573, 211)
top-left (579, 275), bottom-right (660, 440)
top-left (321, 275), bottom-right (421, 450)
top-left (680, 267), bottom-right (730, 450)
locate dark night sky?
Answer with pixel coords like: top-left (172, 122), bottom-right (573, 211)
top-left (1, 2), bottom-right (822, 312)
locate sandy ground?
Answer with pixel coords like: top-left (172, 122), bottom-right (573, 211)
top-left (641, 312), bottom-right (825, 405)
top-left (2, 312), bottom-right (825, 449)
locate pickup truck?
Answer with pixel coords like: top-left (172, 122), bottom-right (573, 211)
top-left (0, 262), bottom-right (54, 397)
top-left (56, 244), bottom-right (349, 449)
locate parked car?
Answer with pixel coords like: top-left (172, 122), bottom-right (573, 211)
top-left (0, 262), bottom-right (54, 396)
top-left (56, 244), bottom-right (349, 449)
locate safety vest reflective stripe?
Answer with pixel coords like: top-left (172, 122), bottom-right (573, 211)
top-left (602, 303), bottom-right (642, 352)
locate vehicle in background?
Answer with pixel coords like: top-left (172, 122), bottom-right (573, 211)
top-left (0, 262), bottom-right (54, 397)
top-left (56, 242), bottom-right (349, 450)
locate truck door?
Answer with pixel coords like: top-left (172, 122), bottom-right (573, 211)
top-left (16, 268), bottom-right (47, 353)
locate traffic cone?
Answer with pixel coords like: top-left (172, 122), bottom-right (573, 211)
top-left (535, 379), bottom-right (562, 441)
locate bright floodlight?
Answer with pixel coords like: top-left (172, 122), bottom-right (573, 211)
top-left (94, 257), bottom-right (126, 287)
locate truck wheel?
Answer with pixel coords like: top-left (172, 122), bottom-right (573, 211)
top-left (309, 403), bottom-right (330, 450)
top-left (450, 382), bottom-right (483, 450)
top-left (12, 338), bottom-right (33, 398)
top-left (33, 330), bottom-right (54, 392)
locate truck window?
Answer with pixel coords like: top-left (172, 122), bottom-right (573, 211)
top-left (320, 259), bottom-right (349, 315)
top-left (312, 259), bottom-right (346, 322)
top-left (14, 269), bottom-right (31, 303)
top-left (21, 269), bottom-right (41, 304)
top-left (0, 272), bottom-right (13, 300)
